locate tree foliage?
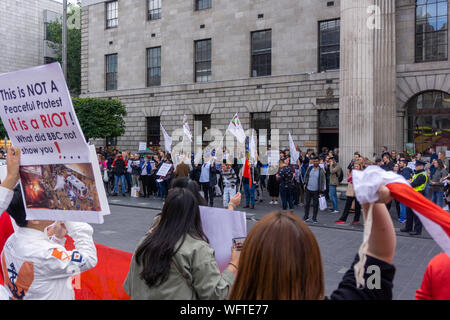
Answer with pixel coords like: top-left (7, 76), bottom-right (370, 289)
top-left (46, 2), bottom-right (81, 96)
top-left (72, 97), bottom-right (127, 141)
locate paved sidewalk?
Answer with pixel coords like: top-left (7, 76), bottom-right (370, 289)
top-left (107, 190), bottom-right (432, 240)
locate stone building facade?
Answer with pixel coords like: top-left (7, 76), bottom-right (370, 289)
top-left (80, 0), bottom-right (450, 167)
top-left (0, 0), bottom-right (62, 74)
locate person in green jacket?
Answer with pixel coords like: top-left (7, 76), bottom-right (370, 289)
top-left (123, 187), bottom-right (241, 300)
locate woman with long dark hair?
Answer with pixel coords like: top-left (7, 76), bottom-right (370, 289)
top-left (123, 187), bottom-right (240, 299)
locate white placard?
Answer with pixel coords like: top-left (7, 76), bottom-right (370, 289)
top-left (156, 163), bottom-right (172, 177)
top-left (200, 206), bottom-right (247, 272)
top-left (446, 150), bottom-right (450, 158)
top-left (0, 63), bottom-right (105, 223)
top-left (407, 162), bottom-right (416, 170)
top-left (138, 142), bottom-right (147, 151)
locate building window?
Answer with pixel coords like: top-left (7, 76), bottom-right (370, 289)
top-left (106, 1), bottom-right (118, 29)
top-left (251, 30), bottom-right (271, 77)
top-left (106, 137), bottom-right (117, 147)
top-left (195, 39), bottom-right (211, 82)
top-left (406, 90), bottom-right (450, 154)
top-left (415, 0), bottom-right (448, 62)
top-left (147, 47), bottom-right (161, 87)
top-left (194, 114), bottom-right (211, 146)
top-left (148, 0), bottom-right (161, 20)
top-left (319, 19), bottom-right (340, 72)
top-left (147, 117), bottom-right (161, 146)
top-left (195, 0), bottom-right (212, 11)
top-left (250, 112), bottom-right (271, 147)
top-left (105, 54), bottom-right (118, 91)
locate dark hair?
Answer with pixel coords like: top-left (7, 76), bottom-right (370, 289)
top-left (436, 159), bottom-right (444, 169)
top-left (7, 186), bottom-right (27, 227)
top-left (170, 177), bottom-right (207, 206)
top-left (135, 188), bottom-right (209, 287)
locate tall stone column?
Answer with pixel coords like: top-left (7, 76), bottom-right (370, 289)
top-left (339, 0), bottom-right (396, 172)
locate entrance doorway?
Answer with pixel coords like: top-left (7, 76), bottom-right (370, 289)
top-left (318, 109), bottom-right (339, 154)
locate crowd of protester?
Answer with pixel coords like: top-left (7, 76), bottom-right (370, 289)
top-left (0, 145), bottom-right (449, 300)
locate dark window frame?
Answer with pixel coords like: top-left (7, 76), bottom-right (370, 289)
top-left (105, 0), bottom-right (118, 29)
top-left (415, 0), bottom-right (448, 63)
top-left (250, 112), bottom-right (271, 148)
top-left (147, 0), bottom-right (162, 20)
top-left (147, 116), bottom-right (161, 147)
top-left (105, 53), bottom-right (118, 91)
top-left (195, 0), bottom-right (212, 11)
top-left (194, 39), bottom-right (212, 83)
top-left (147, 47), bottom-right (161, 87)
top-left (251, 29), bottom-right (272, 78)
top-left (318, 18), bottom-right (341, 72)
top-left (194, 114), bottom-right (211, 146)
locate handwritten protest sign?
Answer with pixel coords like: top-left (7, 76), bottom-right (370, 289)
top-left (0, 63), bottom-right (106, 223)
top-left (138, 142), bottom-right (146, 151)
top-left (199, 206), bottom-right (247, 272)
top-left (156, 163), bottom-right (172, 177)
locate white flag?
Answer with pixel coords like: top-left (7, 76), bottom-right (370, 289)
top-left (227, 113), bottom-right (246, 144)
top-left (183, 114), bottom-right (193, 142)
top-left (289, 133), bottom-right (300, 164)
top-left (249, 130), bottom-right (257, 163)
top-left (161, 124), bottom-right (172, 154)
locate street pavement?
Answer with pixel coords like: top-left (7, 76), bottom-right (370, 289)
top-left (92, 191), bottom-right (443, 300)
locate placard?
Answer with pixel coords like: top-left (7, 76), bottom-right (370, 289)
top-left (0, 63), bottom-right (106, 223)
top-left (138, 142), bottom-right (147, 151)
top-left (156, 163), bottom-right (172, 177)
top-left (199, 206), bottom-right (247, 272)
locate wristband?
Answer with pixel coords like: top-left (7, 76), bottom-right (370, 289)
top-left (228, 262), bottom-right (238, 271)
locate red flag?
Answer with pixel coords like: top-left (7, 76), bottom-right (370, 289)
top-left (243, 157), bottom-right (252, 188)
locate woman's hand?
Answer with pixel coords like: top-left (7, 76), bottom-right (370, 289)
top-left (1, 147), bottom-right (21, 190)
top-left (228, 192), bottom-right (241, 210)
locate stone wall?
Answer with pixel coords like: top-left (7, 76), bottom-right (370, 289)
top-left (86, 72), bottom-right (340, 153)
top-left (0, 0), bottom-right (62, 74)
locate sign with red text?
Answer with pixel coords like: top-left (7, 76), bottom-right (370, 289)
top-left (0, 63), bottom-right (88, 165)
top-left (0, 63), bottom-right (105, 223)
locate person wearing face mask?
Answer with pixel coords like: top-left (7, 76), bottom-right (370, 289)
top-left (1, 187), bottom-right (97, 300)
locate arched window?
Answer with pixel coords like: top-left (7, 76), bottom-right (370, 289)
top-left (406, 90), bottom-right (450, 154)
top-left (415, 0), bottom-right (448, 62)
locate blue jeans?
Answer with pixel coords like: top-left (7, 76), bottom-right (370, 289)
top-left (223, 185), bottom-right (236, 208)
top-left (399, 203), bottom-right (407, 221)
top-left (243, 183), bottom-right (255, 206)
top-left (279, 185), bottom-right (294, 210)
top-left (329, 185), bottom-right (338, 211)
top-left (432, 191), bottom-right (445, 208)
top-left (114, 174), bottom-right (126, 195)
top-left (157, 181), bottom-right (167, 199)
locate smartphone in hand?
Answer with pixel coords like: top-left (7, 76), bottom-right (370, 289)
top-left (232, 237), bottom-right (246, 250)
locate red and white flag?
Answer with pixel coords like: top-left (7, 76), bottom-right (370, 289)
top-left (352, 166), bottom-right (450, 287)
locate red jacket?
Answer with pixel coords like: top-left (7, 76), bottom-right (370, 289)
top-left (416, 253), bottom-right (450, 300)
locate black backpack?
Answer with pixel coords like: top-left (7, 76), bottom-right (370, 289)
top-left (114, 158), bottom-right (126, 175)
top-left (338, 168), bottom-right (344, 184)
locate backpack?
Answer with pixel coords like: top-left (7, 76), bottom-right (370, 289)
top-left (338, 168), bottom-right (344, 184)
top-left (114, 158), bottom-right (126, 175)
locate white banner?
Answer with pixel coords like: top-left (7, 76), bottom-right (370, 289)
top-left (138, 142), bottom-right (147, 151)
top-left (156, 162), bottom-right (172, 177)
top-left (160, 124), bottom-right (172, 154)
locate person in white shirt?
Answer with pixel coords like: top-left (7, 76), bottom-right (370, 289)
top-left (0, 146), bottom-right (97, 300)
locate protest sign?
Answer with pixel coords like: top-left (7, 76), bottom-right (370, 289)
top-left (0, 63), bottom-right (106, 223)
top-left (407, 162), bottom-right (416, 170)
top-left (138, 142), bottom-right (147, 151)
top-left (199, 206), bottom-right (247, 272)
top-left (156, 163), bottom-right (172, 177)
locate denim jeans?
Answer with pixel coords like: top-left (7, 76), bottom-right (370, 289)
top-left (329, 185), bottom-right (338, 211)
top-left (432, 191), bottom-right (445, 208)
top-left (279, 185), bottom-right (294, 210)
top-left (223, 185), bottom-right (236, 207)
top-left (399, 203), bottom-right (407, 221)
top-left (243, 183), bottom-right (255, 206)
top-left (114, 174), bottom-right (126, 195)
